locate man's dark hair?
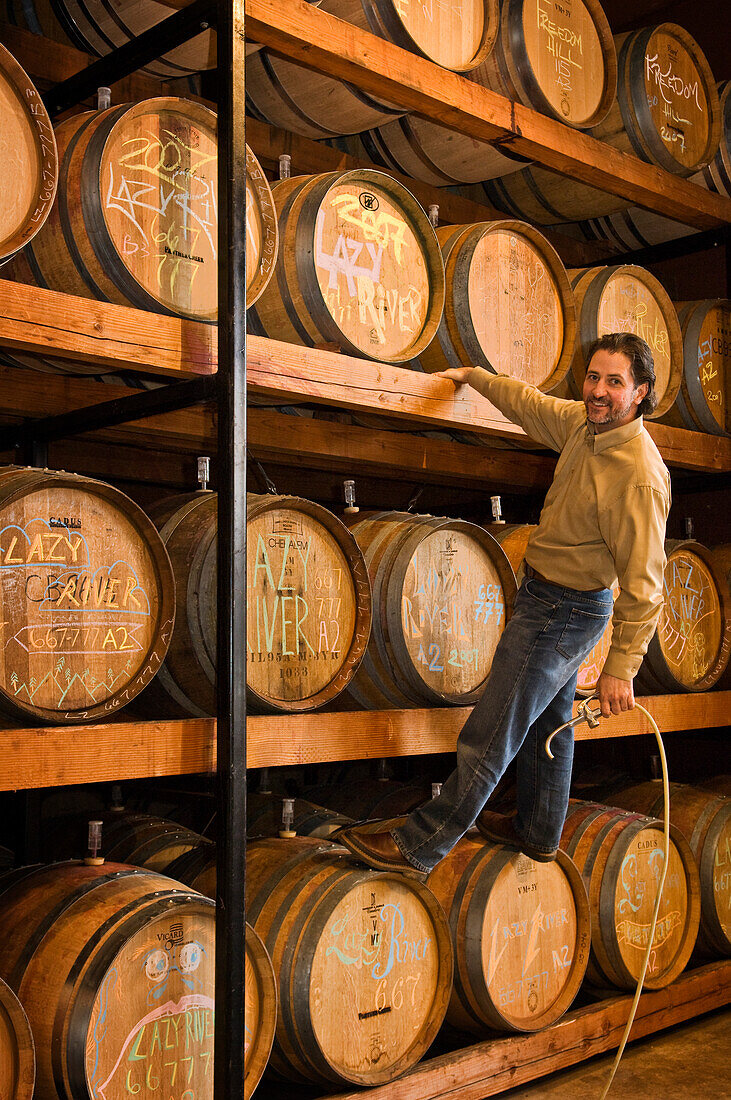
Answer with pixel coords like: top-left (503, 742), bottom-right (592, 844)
top-left (585, 332), bottom-right (657, 417)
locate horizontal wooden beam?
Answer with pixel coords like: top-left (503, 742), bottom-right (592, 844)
top-left (322, 962), bottom-right (730, 1100)
top-left (245, 118), bottom-right (614, 270)
top-left (0, 285), bottom-right (728, 472)
top-left (245, 336), bottom-right (731, 473)
top-left (1, 692), bottom-right (727, 790)
top-left (0, 278), bottom-right (215, 376)
top-left (0, 367), bottom-right (554, 490)
top-left (247, 409), bottom-right (555, 491)
top-left (247, 691), bottom-right (731, 767)
top-left (246, 0), bottom-right (731, 229)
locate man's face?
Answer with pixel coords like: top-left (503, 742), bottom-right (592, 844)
top-left (582, 348), bottom-right (648, 433)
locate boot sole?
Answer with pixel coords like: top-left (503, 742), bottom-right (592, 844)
top-left (476, 821), bottom-right (557, 863)
top-left (335, 829), bottom-right (428, 880)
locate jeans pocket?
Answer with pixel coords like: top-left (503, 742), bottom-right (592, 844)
top-left (556, 606), bottom-right (610, 660)
top-left (525, 579), bottom-right (560, 609)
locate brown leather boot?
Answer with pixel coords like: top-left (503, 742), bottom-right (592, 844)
top-left (476, 810), bottom-right (557, 862)
top-left (333, 822), bottom-right (427, 879)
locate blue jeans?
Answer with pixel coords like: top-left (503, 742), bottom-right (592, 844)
top-left (393, 577), bottom-right (613, 872)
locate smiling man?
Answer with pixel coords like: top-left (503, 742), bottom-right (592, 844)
top-left (337, 332), bottom-right (671, 877)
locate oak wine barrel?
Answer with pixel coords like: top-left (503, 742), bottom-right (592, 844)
top-left (565, 83), bottom-right (730, 249)
top-left (245, 144), bottom-right (279, 305)
top-left (360, 116), bottom-right (529, 188)
top-left (425, 832), bottom-right (590, 1032)
top-left (0, 466), bottom-right (175, 724)
top-left (471, 0), bottom-right (615, 128)
top-left (247, 0), bottom-right (497, 140)
top-left (659, 300), bottom-right (730, 437)
top-left (637, 539), bottom-right (731, 694)
top-left (416, 220), bottom-right (576, 392)
top-left (345, 512), bottom-right (517, 708)
top-left (592, 24), bottom-right (721, 177)
top-left (249, 169), bottom-right (445, 363)
top-left (15, 99), bottom-right (219, 321)
top-left (242, 919), bottom-right (279, 1099)
top-left (0, 861), bottom-right (216, 1100)
top-left (561, 800), bottom-right (701, 989)
top-left (136, 491), bottom-right (371, 716)
top-left (486, 522), bottom-right (534, 576)
top-left (0, 42), bottom-right (57, 267)
top-left (485, 24), bottom-right (721, 223)
top-left (168, 836), bottom-right (454, 1088)
top-left (97, 813), bottom-right (204, 870)
top-left (567, 264), bottom-right (683, 419)
top-left (306, 778), bottom-right (433, 819)
top-left (247, 792), bottom-right (354, 838)
top-left (699, 775), bottom-right (731, 798)
top-left (4, 0), bottom-right (215, 77)
top-left (245, 48), bottom-right (404, 140)
top-left (46, 810), bottom-right (204, 865)
top-left (0, 975), bottom-right (34, 1100)
top-left (605, 782), bottom-right (731, 957)
top-left (246, 0), bottom-right (497, 140)
top-left (4, 141), bottom-right (274, 371)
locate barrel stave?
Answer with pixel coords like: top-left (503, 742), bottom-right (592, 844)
top-left (0, 975), bottom-right (35, 1100)
top-left (0, 42), bottom-right (57, 266)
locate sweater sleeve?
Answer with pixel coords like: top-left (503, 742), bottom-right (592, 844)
top-left (468, 368), bottom-right (584, 453)
top-left (598, 484), bottom-right (670, 680)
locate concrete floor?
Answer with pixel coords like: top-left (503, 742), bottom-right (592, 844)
top-left (501, 1007), bottom-right (730, 1099)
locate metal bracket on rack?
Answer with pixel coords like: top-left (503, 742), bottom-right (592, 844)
top-left (42, 0), bottom-right (217, 118)
top-left (3, 376), bottom-right (217, 458)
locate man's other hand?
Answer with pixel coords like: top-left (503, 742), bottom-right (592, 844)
top-left (432, 366), bottom-right (475, 386)
top-left (596, 671), bottom-right (635, 717)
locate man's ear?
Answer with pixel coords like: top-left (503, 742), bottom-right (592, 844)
top-left (634, 383), bottom-right (648, 406)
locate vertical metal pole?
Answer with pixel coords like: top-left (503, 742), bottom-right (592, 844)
top-left (215, 0), bottom-right (247, 1090)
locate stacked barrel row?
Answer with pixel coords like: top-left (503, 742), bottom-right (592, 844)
top-left (5, 760), bottom-right (724, 1096)
top-left (1, 38), bottom-right (729, 436)
top-left (0, 463), bottom-right (524, 723)
top-left (0, 463), bottom-right (728, 728)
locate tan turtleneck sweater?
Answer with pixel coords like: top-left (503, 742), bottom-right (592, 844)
top-left (470, 369), bottom-right (671, 680)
